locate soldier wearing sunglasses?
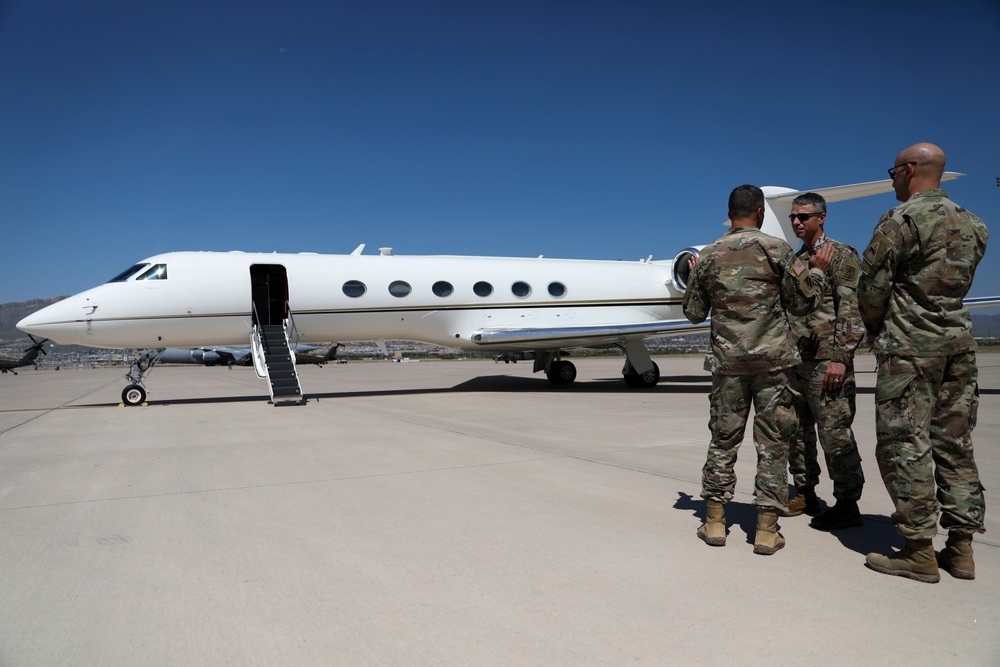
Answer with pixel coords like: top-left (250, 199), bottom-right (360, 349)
top-left (860, 143), bottom-right (988, 583)
top-left (781, 193), bottom-right (866, 531)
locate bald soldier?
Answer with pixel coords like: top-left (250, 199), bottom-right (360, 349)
top-left (860, 143), bottom-right (988, 583)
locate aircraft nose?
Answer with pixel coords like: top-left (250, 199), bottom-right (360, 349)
top-left (17, 298), bottom-right (88, 344)
top-left (17, 310), bottom-right (48, 335)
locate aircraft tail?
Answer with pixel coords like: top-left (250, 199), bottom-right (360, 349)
top-left (760, 172), bottom-right (964, 246)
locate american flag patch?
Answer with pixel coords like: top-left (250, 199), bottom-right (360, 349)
top-left (792, 260), bottom-right (807, 277)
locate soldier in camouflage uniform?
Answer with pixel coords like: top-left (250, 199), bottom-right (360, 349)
top-left (683, 184), bottom-right (831, 555)
top-left (859, 143), bottom-right (988, 584)
top-left (782, 192), bottom-right (866, 531)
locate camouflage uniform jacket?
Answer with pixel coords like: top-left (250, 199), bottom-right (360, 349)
top-left (859, 189), bottom-right (988, 357)
top-left (789, 233), bottom-right (864, 364)
top-left (683, 226), bottom-right (828, 375)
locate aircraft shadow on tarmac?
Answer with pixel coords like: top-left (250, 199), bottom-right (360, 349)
top-left (76, 372), bottom-right (1000, 406)
top-left (75, 373), bottom-right (716, 407)
top-left (674, 491), bottom-right (903, 556)
top-left (308, 373), bottom-right (716, 399)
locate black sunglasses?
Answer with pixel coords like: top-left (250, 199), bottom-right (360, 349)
top-left (788, 212), bottom-right (822, 223)
top-left (888, 161), bottom-right (915, 178)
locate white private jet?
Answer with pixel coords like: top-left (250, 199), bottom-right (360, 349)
top-left (16, 174), bottom-right (979, 406)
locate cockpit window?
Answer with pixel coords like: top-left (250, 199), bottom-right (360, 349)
top-left (108, 264), bottom-right (150, 283)
top-left (137, 264), bottom-right (168, 281)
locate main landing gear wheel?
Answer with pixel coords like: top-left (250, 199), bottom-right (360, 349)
top-left (122, 384), bottom-right (146, 406)
top-left (623, 361), bottom-right (660, 388)
top-left (546, 360), bottom-right (577, 386)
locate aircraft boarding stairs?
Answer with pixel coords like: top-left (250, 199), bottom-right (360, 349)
top-left (251, 323), bottom-right (306, 406)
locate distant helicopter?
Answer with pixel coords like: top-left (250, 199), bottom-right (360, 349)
top-left (0, 335), bottom-right (49, 374)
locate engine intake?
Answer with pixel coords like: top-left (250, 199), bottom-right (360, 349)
top-left (671, 246), bottom-right (705, 292)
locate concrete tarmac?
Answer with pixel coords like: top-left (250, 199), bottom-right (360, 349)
top-left (1, 354), bottom-right (998, 666)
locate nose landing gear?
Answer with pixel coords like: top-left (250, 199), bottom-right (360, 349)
top-left (121, 350), bottom-right (163, 406)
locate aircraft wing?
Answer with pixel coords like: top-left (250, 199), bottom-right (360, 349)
top-left (964, 296), bottom-right (1000, 309)
top-left (470, 318), bottom-right (710, 349)
top-left (471, 293), bottom-right (1000, 348)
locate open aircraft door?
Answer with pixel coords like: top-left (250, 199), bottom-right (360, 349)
top-left (250, 264), bottom-right (289, 327)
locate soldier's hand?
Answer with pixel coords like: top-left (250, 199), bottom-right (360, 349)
top-left (824, 361), bottom-right (847, 392)
top-left (809, 244), bottom-right (834, 273)
top-left (687, 255), bottom-right (698, 272)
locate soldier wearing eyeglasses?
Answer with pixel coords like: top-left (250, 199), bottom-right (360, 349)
top-left (781, 192), bottom-right (867, 531)
top-left (683, 184), bottom-right (832, 555)
top-left (859, 142), bottom-right (988, 583)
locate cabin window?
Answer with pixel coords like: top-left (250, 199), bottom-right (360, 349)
top-left (548, 282), bottom-right (566, 297)
top-left (389, 281), bottom-right (411, 298)
top-left (473, 281), bottom-right (493, 297)
top-left (108, 264), bottom-right (150, 282)
top-left (343, 280), bottom-right (366, 298)
top-left (511, 281), bottom-right (531, 297)
top-left (137, 264), bottom-right (168, 281)
top-left (432, 281), bottom-right (453, 297)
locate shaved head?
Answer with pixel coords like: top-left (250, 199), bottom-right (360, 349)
top-left (891, 142), bottom-right (947, 201)
top-left (896, 142), bottom-right (946, 178)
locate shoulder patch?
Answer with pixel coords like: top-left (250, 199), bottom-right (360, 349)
top-left (791, 260), bottom-right (807, 277)
top-left (835, 247), bottom-right (861, 288)
top-left (861, 229), bottom-right (894, 275)
top-left (838, 261), bottom-right (859, 287)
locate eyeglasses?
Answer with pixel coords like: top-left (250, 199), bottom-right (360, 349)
top-left (888, 161), bottom-right (915, 178)
top-left (788, 212), bottom-right (822, 223)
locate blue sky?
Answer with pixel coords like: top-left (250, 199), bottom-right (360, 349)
top-left (2, 0), bottom-right (998, 304)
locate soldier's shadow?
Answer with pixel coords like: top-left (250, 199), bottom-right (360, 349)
top-left (674, 491), bottom-right (902, 554)
top-left (814, 513), bottom-right (903, 556)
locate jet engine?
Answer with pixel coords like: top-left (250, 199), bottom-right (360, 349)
top-left (191, 349), bottom-right (224, 365)
top-left (670, 245), bottom-right (705, 292)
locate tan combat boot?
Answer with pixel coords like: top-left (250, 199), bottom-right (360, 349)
top-left (865, 539), bottom-right (940, 583)
top-left (753, 509), bottom-right (785, 555)
top-left (780, 486), bottom-right (819, 517)
top-left (939, 532), bottom-right (975, 580)
top-left (697, 500), bottom-right (727, 546)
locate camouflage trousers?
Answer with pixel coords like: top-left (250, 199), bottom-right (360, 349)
top-left (701, 368), bottom-right (798, 511)
top-left (788, 359), bottom-right (865, 501)
top-left (875, 352), bottom-right (986, 539)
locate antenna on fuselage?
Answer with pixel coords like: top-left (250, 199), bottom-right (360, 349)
top-left (351, 244), bottom-right (365, 256)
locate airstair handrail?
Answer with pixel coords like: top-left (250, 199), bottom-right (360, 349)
top-left (285, 300), bottom-right (302, 348)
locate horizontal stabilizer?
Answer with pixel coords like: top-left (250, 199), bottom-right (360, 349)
top-left (765, 172), bottom-right (964, 204)
top-left (760, 173), bottom-right (965, 246)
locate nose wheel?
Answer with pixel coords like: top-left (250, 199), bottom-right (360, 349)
top-left (122, 384), bottom-right (147, 406)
